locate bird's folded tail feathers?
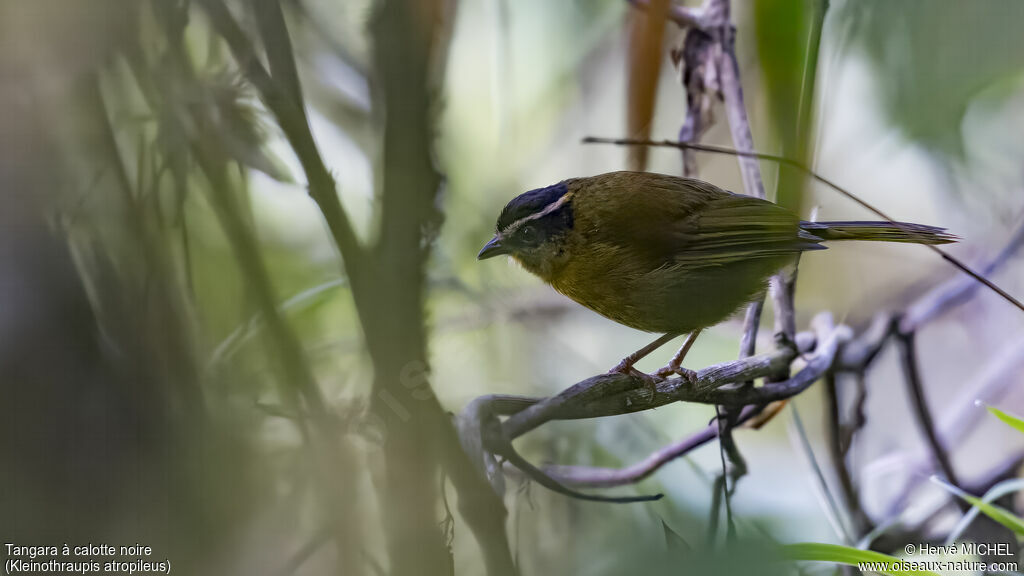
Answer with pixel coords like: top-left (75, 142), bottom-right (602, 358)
top-left (800, 220), bottom-right (958, 245)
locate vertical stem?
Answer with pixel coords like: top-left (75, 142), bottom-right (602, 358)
top-left (896, 330), bottom-right (960, 487)
top-left (824, 373), bottom-right (871, 536)
top-left (252, 0), bottom-right (306, 107)
top-left (737, 301), bottom-right (763, 359)
top-left (367, 2), bottom-right (518, 575)
top-left (195, 149), bottom-right (363, 576)
top-left (200, 1), bottom-right (515, 572)
top-left (367, 0), bottom-right (451, 568)
top-left (717, 24), bottom-right (766, 202)
top-left (676, 27), bottom-right (714, 177)
top-left (713, 4), bottom-right (795, 350)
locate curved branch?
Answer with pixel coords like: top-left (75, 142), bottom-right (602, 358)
top-left (896, 330), bottom-right (960, 487)
top-left (542, 404), bottom-right (763, 488)
top-left (499, 330), bottom-right (819, 441)
top-left (457, 315), bottom-right (850, 498)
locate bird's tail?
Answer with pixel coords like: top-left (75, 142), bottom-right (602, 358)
top-left (800, 220), bottom-right (958, 245)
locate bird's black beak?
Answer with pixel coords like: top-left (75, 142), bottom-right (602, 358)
top-left (477, 236), bottom-right (509, 260)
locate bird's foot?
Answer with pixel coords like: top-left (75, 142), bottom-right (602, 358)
top-left (608, 357), bottom-right (635, 376)
top-left (774, 331), bottom-right (811, 364)
top-left (654, 330), bottom-right (701, 385)
top-left (609, 362), bottom-right (664, 397)
top-left (655, 364), bottom-right (698, 386)
top-left (774, 331), bottom-right (799, 354)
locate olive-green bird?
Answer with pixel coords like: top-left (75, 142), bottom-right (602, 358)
top-left (478, 171), bottom-right (956, 378)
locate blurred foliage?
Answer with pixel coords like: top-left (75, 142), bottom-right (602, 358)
top-left (846, 0), bottom-right (1024, 157)
top-left (626, 0), bottom-right (670, 170)
top-left (754, 0), bottom-right (822, 212)
top-left (989, 406), bottom-right (1024, 436)
top-left (784, 542), bottom-right (941, 575)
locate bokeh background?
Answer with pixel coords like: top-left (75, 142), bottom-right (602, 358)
top-left (2, 0), bottom-right (1023, 574)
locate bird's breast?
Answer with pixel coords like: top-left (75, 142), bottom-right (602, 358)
top-left (548, 243), bottom-right (681, 332)
top-left (547, 240), bottom-right (779, 334)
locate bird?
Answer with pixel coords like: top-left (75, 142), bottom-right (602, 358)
top-left (477, 171), bottom-right (956, 380)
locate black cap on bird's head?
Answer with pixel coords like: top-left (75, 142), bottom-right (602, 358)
top-left (478, 181), bottom-right (575, 260)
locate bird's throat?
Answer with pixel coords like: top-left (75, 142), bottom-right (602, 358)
top-left (511, 249), bottom-right (567, 284)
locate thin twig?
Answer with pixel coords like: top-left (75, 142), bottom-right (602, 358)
top-left (834, 313), bottom-right (896, 371)
top-left (880, 333), bottom-right (1024, 517)
top-left (499, 330), bottom-right (819, 440)
top-left (461, 317), bottom-right (849, 497)
top-left (716, 405), bottom-right (742, 542)
top-left (672, 0), bottom-right (792, 527)
top-left (542, 405), bottom-right (763, 488)
top-left (901, 216), bottom-right (1024, 332)
top-left (674, 26), bottom-right (716, 177)
top-left (712, 2), bottom-right (796, 349)
top-left (838, 371), bottom-right (868, 455)
top-left (790, 402), bottom-right (852, 544)
top-left (715, 22), bottom-right (764, 204)
top-left (895, 330), bottom-right (960, 487)
top-left (824, 372), bottom-right (872, 536)
top-left (737, 302), bottom-right (764, 359)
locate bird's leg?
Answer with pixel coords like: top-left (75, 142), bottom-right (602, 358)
top-left (609, 333), bottom-right (681, 395)
top-left (609, 332), bottom-right (681, 377)
top-left (655, 329), bottom-right (702, 384)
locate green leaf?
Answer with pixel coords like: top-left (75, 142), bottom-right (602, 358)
top-left (660, 518), bottom-right (690, 552)
top-left (754, 0), bottom-right (825, 213)
top-left (931, 477), bottom-right (1024, 537)
top-left (988, 405), bottom-right (1024, 435)
top-left (846, 0), bottom-right (1024, 157)
top-left (782, 543), bottom-right (940, 576)
top-left (945, 478), bottom-right (1024, 545)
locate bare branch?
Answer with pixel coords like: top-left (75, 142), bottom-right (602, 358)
top-left (709, 0), bottom-right (797, 346)
top-left (825, 215), bottom-right (1024, 527)
top-left (902, 217), bottom-right (1024, 332)
top-left (715, 25), bottom-right (764, 203)
top-left (660, 1), bottom-right (799, 524)
top-left (824, 372), bottom-right (873, 535)
top-left (499, 330), bottom-right (819, 441)
top-left (458, 316), bottom-right (850, 497)
top-left (542, 405), bottom-right (763, 488)
top-left (881, 333), bottom-right (1024, 517)
top-left (673, 26), bottom-right (716, 177)
top-left (737, 301), bottom-right (764, 359)
top-left (896, 330), bottom-right (961, 487)
top-left (834, 313), bottom-right (895, 371)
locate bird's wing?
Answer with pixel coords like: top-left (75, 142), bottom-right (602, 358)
top-left (672, 193), bottom-right (824, 267)
top-left (584, 173), bottom-right (731, 262)
top-left (578, 172), bottom-right (821, 267)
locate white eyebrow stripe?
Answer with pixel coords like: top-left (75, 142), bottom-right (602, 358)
top-left (500, 191), bottom-right (574, 236)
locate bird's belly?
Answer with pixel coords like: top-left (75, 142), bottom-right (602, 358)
top-left (551, 258), bottom-right (786, 334)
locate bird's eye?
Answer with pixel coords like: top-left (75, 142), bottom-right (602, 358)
top-left (520, 225), bottom-right (540, 243)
